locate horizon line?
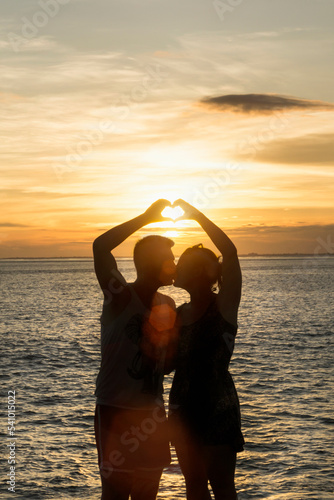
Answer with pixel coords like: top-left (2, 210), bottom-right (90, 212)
top-left (0, 253), bottom-right (332, 260)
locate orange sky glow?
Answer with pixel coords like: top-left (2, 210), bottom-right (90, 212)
top-left (1, 1), bottom-right (333, 258)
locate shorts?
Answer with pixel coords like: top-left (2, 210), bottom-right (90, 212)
top-left (94, 404), bottom-right (171, 475)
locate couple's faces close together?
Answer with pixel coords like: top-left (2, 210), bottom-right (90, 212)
top-left (158, 247), bottom-right (220, 291)
top-left (157, 247), bottom-right (201, 290)
top-left (136, 237), bottom-right (216, 290)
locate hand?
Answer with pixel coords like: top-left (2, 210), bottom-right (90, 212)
top-left (172, 199), bottom-right (203, 221)
top-left (143, 199), bottom-right (173, 223)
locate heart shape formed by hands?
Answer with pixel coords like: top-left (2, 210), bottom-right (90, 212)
top-left (161, 205), bottom-right (185, 221)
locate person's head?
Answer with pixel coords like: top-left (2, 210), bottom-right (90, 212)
top-left (173, 243), bottom-right (222, 293)
top-left (133, 235), bottom-right (176, 286)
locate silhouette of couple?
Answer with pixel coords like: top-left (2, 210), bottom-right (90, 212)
top-left (93, 199), bottom-right (244, 500)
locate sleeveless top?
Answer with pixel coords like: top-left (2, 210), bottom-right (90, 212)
top-left (95, 284), bottom-right (175, 409)
top-left (169, 299), bottom-right (245, 451)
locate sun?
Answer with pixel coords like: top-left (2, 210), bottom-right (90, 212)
top-left (163, 230), bottom-right (179, 238)
top-left (161, 205), bottom-right (184, 220)
top-left (143, 145), bottom-right (204, 170)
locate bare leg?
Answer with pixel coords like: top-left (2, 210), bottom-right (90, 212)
top-left (172, 424), bottom-right (211, 500)
top-left (100, 470), bottom-right (131, 500)
top-left (95, 405), bottom-right (131, 500)
top-left (130, 468), bottom-right (163, 500)
top-left (204, 445), bottom-right (237, 500)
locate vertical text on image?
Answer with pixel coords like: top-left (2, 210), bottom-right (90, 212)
top-left (7, 390), bottom-right (16, 493)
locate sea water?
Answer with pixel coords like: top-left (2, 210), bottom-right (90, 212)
top-left (0, 256), bottom-right (333, 499)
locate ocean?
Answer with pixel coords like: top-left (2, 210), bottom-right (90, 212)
top-left (1, 256), bottom-right (333, 499)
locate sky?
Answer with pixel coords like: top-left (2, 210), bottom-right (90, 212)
top-left (1, 0), bottom-right (334, 257)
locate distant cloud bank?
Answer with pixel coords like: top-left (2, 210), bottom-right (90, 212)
top-left (199, 93), bottom-right (334, 114)
top-left (0, 222), bottom-right (29, 228)
top-left (254, 133), bottom-right (334, 165)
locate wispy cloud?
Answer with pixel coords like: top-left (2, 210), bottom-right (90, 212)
top-left (199, 94), bottom-right (334, 114)
top-left (1, 5), bottom-right (334, 257)
top-left (1, 222), bottom-right (333, 258)
top-left (0, 222), bottom-right (29, 228)
top-left (229, 223), bottom-right (334, 235)
top-left (250, 133), bottom-right (334, 165)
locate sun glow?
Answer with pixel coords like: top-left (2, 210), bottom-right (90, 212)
top-left (163, 230), bottom-right (179, 238)
top-left (161, 205), bottom-right (184, 220)
top-left (143, 145), bottom-right (206, 170)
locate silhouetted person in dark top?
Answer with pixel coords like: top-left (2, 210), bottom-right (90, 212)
top-left (93, 199), bottom-right (177, 500)
top-left (169, 199), bottom-right (244, 500)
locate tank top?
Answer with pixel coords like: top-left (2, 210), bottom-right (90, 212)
top-left (95, 284), bottom-right (175, 409)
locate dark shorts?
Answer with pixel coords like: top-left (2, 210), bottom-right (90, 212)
top-left (95, 404), bottom-right (171, 475)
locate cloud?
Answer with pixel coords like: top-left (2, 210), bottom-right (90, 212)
top-left (252, 133), bottom-right (334, 165)
top-left (2, 223), bottom-right (333, 258)
top-left (0, 222), bottom-right (29, 228)
top-left (226, 223), bottom-right (334, 255)
top-left (229, 223), bottom-right (334, 235)
top-left (199, 94), bottom-right (334, 114)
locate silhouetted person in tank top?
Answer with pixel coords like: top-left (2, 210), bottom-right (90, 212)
top-left (169, 199), bottom-right (244, 500)
top-left (93, 200), bottom-right (177, 500)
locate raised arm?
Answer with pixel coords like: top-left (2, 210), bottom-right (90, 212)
top-left (174, 199), bottom-right (241, 326)
top-left (92, 199), bottom-right (172, 293)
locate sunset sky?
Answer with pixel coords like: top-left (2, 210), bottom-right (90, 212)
top-left (1, 0), bottom-right (333, 257)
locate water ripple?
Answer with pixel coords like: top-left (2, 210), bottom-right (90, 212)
top-left (0, 257), bottom-right (333, 499)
